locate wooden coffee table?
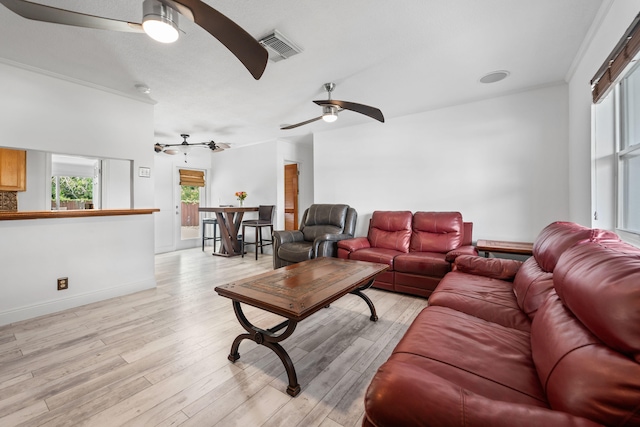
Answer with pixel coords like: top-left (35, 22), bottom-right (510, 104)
top-left (214, 257), bottom-right (388, 396)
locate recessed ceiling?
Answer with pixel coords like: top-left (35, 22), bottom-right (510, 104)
top-left (0, 0), bottom-right (605, 147)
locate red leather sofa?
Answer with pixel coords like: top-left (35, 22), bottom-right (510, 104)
top-left (337, 211), bottom-right (477, 297)
top-left (363, 221), bottom-right (640, 427)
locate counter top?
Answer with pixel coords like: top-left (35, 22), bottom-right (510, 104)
top-left (0, 208), bottom-right (159, 221)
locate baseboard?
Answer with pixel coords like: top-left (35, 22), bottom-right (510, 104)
top-left (0, 278), bottom-right (157, 327)
top-left (155, 244), bottom-right (175, 254)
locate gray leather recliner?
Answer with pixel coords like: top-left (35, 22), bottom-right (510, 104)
top-left (272, 204), bottom-right (357, 269)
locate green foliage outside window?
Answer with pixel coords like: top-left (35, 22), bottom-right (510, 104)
top-left (181, 185), bottom-right (200, 204)
top-left (51, 176), bottom-right (93, 202)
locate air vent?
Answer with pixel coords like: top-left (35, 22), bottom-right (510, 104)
top-left (259, 30), bottom-right (302, 62)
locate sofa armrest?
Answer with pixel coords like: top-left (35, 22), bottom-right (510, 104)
top-left (445, 244), bottom-right (479, 262)
top-left (364, 365), bottom-right (601, 427)
top-left (337, 237), bottom-right (371, 253)
top-left (454, 255), bottom-right (523, 281)
top-left (313, 233), bottom-right (354, 257)
top-left (272, 230), bottom-right (304, 245)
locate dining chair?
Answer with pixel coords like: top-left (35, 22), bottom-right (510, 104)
top-left (241, 205), bottom-right (276, 260)
top-left (202, 217), bottom-right (220, 252)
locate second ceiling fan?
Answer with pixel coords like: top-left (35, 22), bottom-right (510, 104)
top-left (0, 0), bottom-right (268, 79)
top-left (155, 134), bottom-right (230, 163)
top-left (281, 83), bottom-right (385, 130)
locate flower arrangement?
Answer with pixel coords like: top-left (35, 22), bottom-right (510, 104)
top-left (235, 191), bottom-right (247, 206)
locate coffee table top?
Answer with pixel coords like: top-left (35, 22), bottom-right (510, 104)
top-left (215, 257), bottom-right (388, 321)
top-left (476, 239), bottom-right (534, 255)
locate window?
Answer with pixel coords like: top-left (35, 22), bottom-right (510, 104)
top-left (591, 12), bottom-right (640, 239)
top-left (620, 65), bottom-right (640, 234)
top-left (51, 176), bottom-right (94, 210)
top-left (51, 155), bottom-right (100, 210)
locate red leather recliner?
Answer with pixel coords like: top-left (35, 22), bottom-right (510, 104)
top-left (338, 211), bottom-right (477, 297)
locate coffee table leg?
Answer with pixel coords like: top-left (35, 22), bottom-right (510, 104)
top-left (350, 279), bottom-right (378, 321)
top-left (228, 301), bottom-right (301, 396)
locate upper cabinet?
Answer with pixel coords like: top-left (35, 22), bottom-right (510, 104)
top-left (0, 148), bottom-right (26, 191)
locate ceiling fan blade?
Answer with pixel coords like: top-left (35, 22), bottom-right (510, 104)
top-left (0, 0), bottom-right (144, 32)
top-left (215, 142), bottom-right (231, 149)
top-left (280, 116), bottom-right (323, 130)
top-left (174, 0), bottom-right (268, 80)
top-left (314, 100), bottom-right (385, 123)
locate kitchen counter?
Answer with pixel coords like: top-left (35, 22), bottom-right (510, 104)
top-left (0, 208), bottom-right (159, 221)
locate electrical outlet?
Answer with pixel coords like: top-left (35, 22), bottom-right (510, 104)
top-left (57, 277), bottom-right (68, 291)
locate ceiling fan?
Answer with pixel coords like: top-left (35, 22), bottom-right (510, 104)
top-left (0, 0), bottom-right (268, 79)
top-left (155, 134), bottom-right (230, 162)
top-left (281, 83), bottom-right (385, 130)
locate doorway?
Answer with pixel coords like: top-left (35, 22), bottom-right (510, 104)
top-left (176, 168), bottom-right (206, 247)
top-left (284, 163), bottom-right (299, 230)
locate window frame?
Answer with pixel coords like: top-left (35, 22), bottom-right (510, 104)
top-left (615, 64), bottom-right (640, 242)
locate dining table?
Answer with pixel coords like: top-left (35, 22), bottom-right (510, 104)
top-left (199, 206), bottom-right (259, 257)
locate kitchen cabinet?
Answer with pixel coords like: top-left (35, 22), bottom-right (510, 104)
top-left (0, 148), bottom-right (26, 191)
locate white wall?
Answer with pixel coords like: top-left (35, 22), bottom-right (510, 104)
top-left (0, 60), bottom-right (155, 207)
top-left (19, 150), bottom-right (49, 211)
top-left (567, 0), bottom-right (640, 232)
top-left (210, 141), bottom-right (279, 210)
top-left (0, 60), bottom-right (157, 325)
top-left (102, 159), bottom-right (133, 209)
top-left (0, 215), bottom-right (155, 325)
top-left (314, 84), bottom-right (570, 241)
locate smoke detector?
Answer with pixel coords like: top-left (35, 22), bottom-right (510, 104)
top-left (259, 30), bottom-right (302, 62)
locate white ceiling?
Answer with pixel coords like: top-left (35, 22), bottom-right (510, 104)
top-left (0, 0), bottom-right (605, 148)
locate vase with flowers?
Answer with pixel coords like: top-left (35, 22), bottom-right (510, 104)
top-left (235, 191), bottom-right (247, 206)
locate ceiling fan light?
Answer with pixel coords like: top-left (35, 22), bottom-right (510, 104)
top-left (178, 144), bottom-right (192, 154)
top-left (322, 105), bottom-right (338, 123)
top-left (142, 0), bottom-right (179, 43)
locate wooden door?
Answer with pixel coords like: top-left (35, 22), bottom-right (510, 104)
top-left (284, 163), bottom-right (299, 230)
top-left (0, 148), bottom-right (26, 191)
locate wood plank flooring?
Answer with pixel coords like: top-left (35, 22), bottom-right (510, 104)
top-left (0, 248), bottom-right (428, 426)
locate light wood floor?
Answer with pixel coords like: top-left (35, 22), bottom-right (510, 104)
top-left (0, 248), bottom-right (428, 426)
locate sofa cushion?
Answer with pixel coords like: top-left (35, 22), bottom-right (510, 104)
top-left (350, 247), bottom-right (403, 270)
top-left (454, 255), bottom-right (522, 281)
top-left (394, 252), bottom-right (450, 277)
top-left (301, 204), bottom-right (348, 241)
top-left (532, 221), bottom-right (618, 273)
top-left (512, 257), bottom-right (554, 320)
top-left (553, 242), bottom-right (640, 361)
top-left (368, 211), bottom-right (412, 252)
top-left (429, 271), bottom-right (531, 332)
top-left (392, 305), bottom-right (546, 406)
top-left (410, 211), bottom-right (463, 253)
top-left (364, 363), bottom-right (601, 427)
top-left (531, 291), bottom-right (640, 426)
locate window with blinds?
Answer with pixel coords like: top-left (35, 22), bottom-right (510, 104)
top-left (591, 12), bottom-right (640, 239)
top-left (179, 169), bottom-right (205, 187)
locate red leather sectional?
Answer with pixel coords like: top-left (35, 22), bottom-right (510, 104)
top-left (338, 211), bottom-right (477, 297)
top-left (362, 221), bottom-right (640, 427)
